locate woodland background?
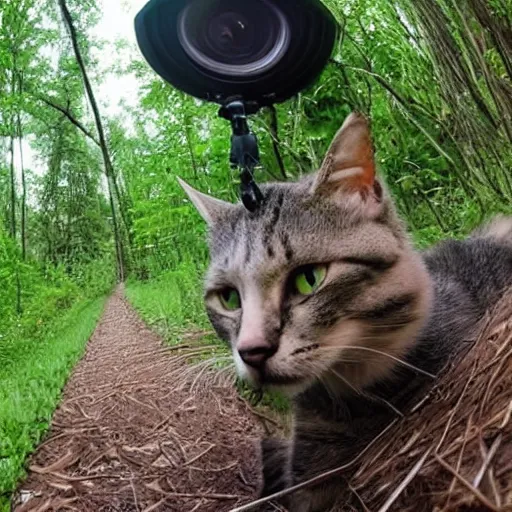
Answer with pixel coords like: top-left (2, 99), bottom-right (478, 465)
top-left (0, 0), bottom-right (511, 508)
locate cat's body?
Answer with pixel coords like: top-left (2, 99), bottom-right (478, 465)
top-left (261, 223), bottom-right (512, 511)
top-left (179, 113), bottom-right (512, 511)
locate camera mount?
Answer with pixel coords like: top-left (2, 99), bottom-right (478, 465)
top-left (219, 100), bottom-right (264, 212)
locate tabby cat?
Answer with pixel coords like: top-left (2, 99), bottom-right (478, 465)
top-left (179, 113), bottom-right (512, 512)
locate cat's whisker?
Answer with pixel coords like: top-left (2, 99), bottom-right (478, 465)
top-left (361, 322), bottom-right (417, 329)
top-left (186, 356), bottom-right (233, 370)
top-left (328, 368), bottom-right (404, 417)
top-left (328, 368), bottom-right (362, 395)
top-left (314, 345), bottom-right (436, 379)
top-left (342, 346), bottom-right (436, 378)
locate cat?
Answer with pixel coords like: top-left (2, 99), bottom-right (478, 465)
top-left (178, 112), bottom-right (512, 511)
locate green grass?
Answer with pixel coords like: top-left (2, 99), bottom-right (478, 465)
top-left (0, 297), bottom-right (106, 512)
top-left (125, 261), bottom-right (210, 341)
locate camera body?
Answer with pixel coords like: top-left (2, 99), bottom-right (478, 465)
top-left (135, 0), bottom-right (338, 108)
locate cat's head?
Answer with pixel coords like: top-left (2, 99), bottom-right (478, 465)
top-left (179, 113), bottom-right (432, 394)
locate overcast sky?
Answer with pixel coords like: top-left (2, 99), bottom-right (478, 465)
top-left (93, 0), bottom-right (148, 116)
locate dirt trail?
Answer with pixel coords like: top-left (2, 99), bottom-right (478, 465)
top-left (14, 287), bottom-right (265, 512)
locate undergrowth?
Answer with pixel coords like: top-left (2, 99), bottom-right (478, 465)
top-left (125, 260), bottom-right (210, 339)
top-left (0, 297), bottom-right (107, 512)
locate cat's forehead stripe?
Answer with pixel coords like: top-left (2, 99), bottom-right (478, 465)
top-left (260, 191), bottom-right (286, 261)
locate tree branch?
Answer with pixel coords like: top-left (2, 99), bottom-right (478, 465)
top-left (37, 95), bottom-right (100, 146)
top-left (267, 105), bottom-right (287, 181)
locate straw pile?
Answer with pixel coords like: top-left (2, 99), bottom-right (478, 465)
top-left (347, 292), bottom-right (512, 512)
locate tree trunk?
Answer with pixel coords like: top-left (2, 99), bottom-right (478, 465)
top-left (9, 132), bottom-right (16, 240)
top-left (17, 74), bottom-right (26, 260)
top-left (184, 119), bottom-right (199, 179)
top-left (58, 0), bottom-right (125, 281)
top-left (37, 94), bottom-right (134, 247)
top-left (9, 126), bottom-right (21, 317)
top-left (19, 125), bottom-right (26, 260)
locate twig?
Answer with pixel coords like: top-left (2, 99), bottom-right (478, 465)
top-left (36, 428), bottom-right (98, 450)
top-left (244, 402), bottom-right (280, 428)
top-left (435, 455), bottom-right (499, 511)
top-left (445, 415), bottom-right (473, 509)
top-left (30, 471), bottom-right (123, 482)
top-left (348, 484), bottom-right (371, 512)
top-left (267, 105), bottom-right (287, 181)
top-left (130, 473), bottom-right (140, 512)
top-left (189, 461), bottom-right (238, 473)
top-left (37, 96), bottom-right (100, 145)
top-left (473, 434), bottom-right (502, 488)
top-left (142, 499), bottom-right (166, 512)
top-left (155, 491), bottom-right (239, 500)
top-left (500, 400), bottom-right (512, 429)
top-left (436, 360), bottom-right (477, 452)
top-left (184, 444), bottom-right (215, 466)
top-left (377, 448), bottom-right (432, 512)
top-left (188, 501), bottom-right (205, 512)
top-left (159, 442), bottom-right (178, 468)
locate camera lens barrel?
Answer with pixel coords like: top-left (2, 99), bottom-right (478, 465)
top-left (178, 0), bottom-right (291, 78)
top-left (135, 0), bottom-right (338, 106)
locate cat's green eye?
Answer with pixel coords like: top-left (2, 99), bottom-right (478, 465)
top-left (294, 265), bottom-right (327, 296)
top-left (219, 288), bottom-right (241, 311)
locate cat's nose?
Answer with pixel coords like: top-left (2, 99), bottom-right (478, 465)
top-left (238, 344), bottom-right (277, 369)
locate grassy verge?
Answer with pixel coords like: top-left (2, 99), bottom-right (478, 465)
top-left (0, 297), bottom-right (107, 512)
top-left (125, 262), bottom-right (210, 341)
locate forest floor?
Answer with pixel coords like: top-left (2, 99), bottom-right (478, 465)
top-left (12, 286), bottom-right (271, 512)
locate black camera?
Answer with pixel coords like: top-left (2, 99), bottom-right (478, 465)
top-left (135, 0), bottom-right (338, 211)
top-left (135, 0), bottom-right (337, 108)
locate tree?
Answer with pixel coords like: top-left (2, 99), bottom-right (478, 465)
top-left (58, 0), bottom-right (127, 281)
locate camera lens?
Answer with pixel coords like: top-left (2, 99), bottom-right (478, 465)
top-left (178, 0), bottom-right (291, 77)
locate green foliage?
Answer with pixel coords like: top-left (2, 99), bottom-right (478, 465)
top-left (119, 0), bottom-right (512, 293)
top-left (0, 297), bottom-right (106, 512)
top-left (0, 226), bottom-right (115, 352)
top-left (121, 0), bottom-right (511, 413)
top-left (0, 3), bottom-right (116, 504)
top-left (125, 260), bottom-right (210, 339)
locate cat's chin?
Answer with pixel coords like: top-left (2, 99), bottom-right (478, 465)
top-left (245, 371), bottom-right (315, 397)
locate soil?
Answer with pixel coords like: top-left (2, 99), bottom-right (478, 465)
top-left (13, 287), bottom-right (270, 512)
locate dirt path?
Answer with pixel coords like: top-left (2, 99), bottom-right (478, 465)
top-left (13, 287), bottom-right (266, 512)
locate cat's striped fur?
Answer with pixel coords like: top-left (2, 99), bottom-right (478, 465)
top-left (179, 113), bottom-right (512, 511)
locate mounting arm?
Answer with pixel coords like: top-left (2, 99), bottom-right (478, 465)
top-left (219, 100), bottom-right (264, 212)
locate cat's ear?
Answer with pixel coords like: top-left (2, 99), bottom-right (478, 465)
top-left (177, 177), bottom-right (233, 225)
top-left (312, 112), bottom-right (382, 211)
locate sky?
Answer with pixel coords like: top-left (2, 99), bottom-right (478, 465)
top-left (92, 0), bottom-right (148, 117)
top-left (21, 0), bottom-right (150, 176)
